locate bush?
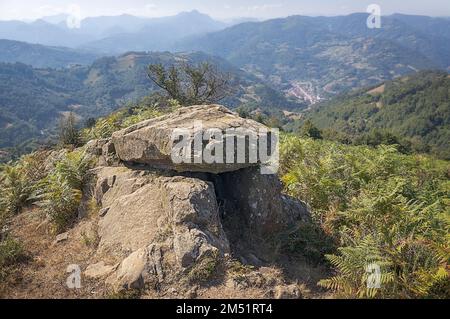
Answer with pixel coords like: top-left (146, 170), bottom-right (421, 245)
top-left (0, 164), bottom-right (32, 216)
top-left (280, 134), bottom-right (449, 298)
top-left (278, 221), bottom-right (335, 265)
top-left (81, 95), bottom-right (173, 142)
top-left (58, 112), bottom-right (81, 147)
top-left (36, 150), bottom-right (92, 232)
top-left (0, 235), bottom-right (25, 281)
top-left (187, 251), bottom-right (221, 284)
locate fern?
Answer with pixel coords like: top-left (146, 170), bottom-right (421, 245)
top-left (280, 134), bottom-right (449, 298)
top-left (35, 150), bottom-right (92, 232)
top-left (0, 164), bottom-right (32, 216)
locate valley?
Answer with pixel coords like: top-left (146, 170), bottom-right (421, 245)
top-left (0, 7), bottom-right (449, 301)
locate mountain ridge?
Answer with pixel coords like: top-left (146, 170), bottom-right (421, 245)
top-left (0, 50), bottom-right (303, 154)
top-left (300, 71), bottom-right (450, 159)
top-left (174, 13), bottom-right (450, 101)
top-left (0, 39), bottom-right (98, 68)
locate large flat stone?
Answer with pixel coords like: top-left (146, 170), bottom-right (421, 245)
top-left (111, 105), bottom-right (272, 173)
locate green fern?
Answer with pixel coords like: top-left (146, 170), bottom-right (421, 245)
top-left (280, 134), bottom-right (449, 298)
top-left (35, 150), bottom-right (92, 232)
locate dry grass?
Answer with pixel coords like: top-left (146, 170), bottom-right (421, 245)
top-left (0, 208), bottom-right (106, 298)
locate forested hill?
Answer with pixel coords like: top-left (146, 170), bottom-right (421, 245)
top-left (303, 71), bottom-right (450, 159)
top-left (176, 14), bottom-right (450, 101)
top-left (0, 51), bottom-right (302, 155)
top-left (0, 39), bottom-right (98, 68)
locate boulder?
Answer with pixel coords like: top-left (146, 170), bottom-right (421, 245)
top-left (274, 284), bottom-right (303, 299)
top-left (107, 247), bottom-right (148, 290)
top-left (106, 243), bottom-right (167, 292)
top-left (111, 105), bottom-right (273, 173)
top-left (215, 167), bottom-right (309, 235)
top-left (54, 232), bottom-right (69, 244)
top-left (84, 261), bottom-right (117, 279)
top-left (94, 167), bottom-right (230, 264)
top-left (84, 105), bottom-right (311, 293)
top-left (85, 139), bottom-right (109, 156)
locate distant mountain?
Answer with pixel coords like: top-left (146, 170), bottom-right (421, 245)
top-left (176, 13), bottom-right (450, 103)
top-left (80, 11), bottom-right (227, 53)
top-left (0, 51), bottom-right (302, 151)
top-left (41, 14), bottom-right (70, 25)
top-left (0, 11), bottom-right (227, 52)
top-left (77, 14), bottom-right (158, 38)
top-left (0, 39), bottom-right (98, 68)
top-left (0, 19), bottom-right (94, 47)
top-left (224, 17), bottom-right (261, 25)
top-left (301, 71), bottom-right (450, 159)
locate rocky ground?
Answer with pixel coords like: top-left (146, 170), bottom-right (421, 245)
top-left (1, 105), bottom-right (330, 299)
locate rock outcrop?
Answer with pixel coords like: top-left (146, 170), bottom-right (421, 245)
top-left (84, 105), bottom-right (309, 293)
top-left (111, 104), bottom-right (272, 173)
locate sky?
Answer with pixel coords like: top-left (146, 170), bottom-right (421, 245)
top-left (0, 0), bottom-right (449, 21)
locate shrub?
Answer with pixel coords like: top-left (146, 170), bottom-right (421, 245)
top-left (81, 95), bottom-right (173, 142)
top-left (318, 237), bottom-right (394, 298)
top-left (148, 62), bottom-right (231, 105)
top-left (279, 134), bottom-right (449, 298)
top-left (319, 180), bottom-right (449, 298)
top-left (0, 164), bottom-right (32, 216)
top-left (58, 112), bottom-right (81, 147)
top-left (278, 221), bottom-right (335, 265)
top-left (0, 236), bottom-right (25, 281)
top-left (36, 150), bottom-right (92, 232)
top-left (187, 251), bottom-right (221, 284)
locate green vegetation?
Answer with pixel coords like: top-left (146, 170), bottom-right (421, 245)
top-left (148, 62), bottom-right (231, 105)
top-left (180, 14), bottom-right (450, 100)
top-left (0, 152), bottom-right (49, 282)
top-left (0, 149), bottom-right (93, 234)
top-left (0, 235), bottom-right (25, 282)
top-left (0, 52), bottom-right (302, 160)
top-left (301, 71), bottom-right (450, 159)
top-left (0, 164), bottom-right (32, 217)
top-left (81, 94), bottom-right (177, 141)
top-left (298, 120), bottom-right (322, 140)
top-left (280, 134), bottom-right (449, 298)
top-left (35, 150), bottom-right (93, 233)
top-left (187, 251), bottom-right (221, 284)
top-left (58, 112), bottom-right (82, 147)
top-left (0, 39), bottom-right (97, 69)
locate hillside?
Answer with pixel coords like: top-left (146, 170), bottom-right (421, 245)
top-left (3, 12), bottom-right (450, 105)
top-left (0, 40), bottom-right (98, 68)
top-left (0, 105), bottom-right (448, 299)
top-left (301, 71), bottom-right (450, 159)
top-left (176, 14), bottom-right (450, 102)
top-left (0, 52), bottom-right (303, 155)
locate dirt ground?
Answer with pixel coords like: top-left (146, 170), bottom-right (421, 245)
top-left (0, 208), bottom-right (330, 299)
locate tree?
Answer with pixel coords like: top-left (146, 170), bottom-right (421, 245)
top-left (58, 112), bottom-right (81, 147)
top-left (84, 117), bottom-right (96, 129)
top-left (300, 120), bottom-right (322, 139)
top-left (236, 106), bottom-right (250, 119)
top-left (147, 62), bottom-right (232, 106)
top-left (266, 116), bottom-right (284, 130)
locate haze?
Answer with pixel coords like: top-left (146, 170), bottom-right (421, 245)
top-left (1, 0), bottom-right (450, 21)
